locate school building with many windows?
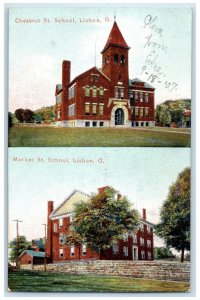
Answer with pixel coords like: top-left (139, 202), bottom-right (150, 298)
top-left (55, 20), bottom-right (155, 127)
top-left (46, 186), bottom-right (154, 262)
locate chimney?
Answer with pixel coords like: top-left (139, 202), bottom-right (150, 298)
top-left (142, 208), bottom-right (146, 220)
top-left (61, 60), bottom-right (71, 120)
top-left (46, 201), bottom-right (54, 259)
top-left (98, 186), bottom-right (110, 194)
top-left (117, 193), bottom-right (122, 200)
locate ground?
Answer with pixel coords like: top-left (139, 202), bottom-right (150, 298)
top-left (8, 125), bottom-right (191, 147)
top-left (8, 269), bottom-right (190, 293)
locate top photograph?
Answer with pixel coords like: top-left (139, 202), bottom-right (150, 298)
top-left (8, 6), bottom-right (192, 147)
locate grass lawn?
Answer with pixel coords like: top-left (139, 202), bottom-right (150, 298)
top-left (8, 126), bottom-right (191, 147)
top-left (8, 269), bottom-right (190, 293)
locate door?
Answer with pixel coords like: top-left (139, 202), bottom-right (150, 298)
top-left (115, 108), bottom-right (124, 125)
top-left (132, 246), bottom-right (138, 260)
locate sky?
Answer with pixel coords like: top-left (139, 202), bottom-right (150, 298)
top-left (8, 6), bottom-right (192, 112)
top-left (8, 147), bottom-right (190, 248)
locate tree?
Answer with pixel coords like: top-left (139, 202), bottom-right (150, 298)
top-left (155, 168), bottom-right (190, 262)
top-left (64, 230), bottom-right (83, 259)
top-left (15, 108), bottom-right (24, 123)
top-left (154, 247), bottom-right (176, 260)
top-left (72, 187), bottom-right (139, 259)
top-left (23, 109), bottom-right (34, 123)
top-left (9, 235), bottom-right (31, 264)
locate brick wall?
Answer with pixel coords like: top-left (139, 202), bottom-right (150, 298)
top-left (20, 260), bottom-right (190, 282)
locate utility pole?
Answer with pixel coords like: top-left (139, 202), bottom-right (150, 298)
top-left (42, 223), bottom-right (48, 272)
top-left (13, 219), bottom-right (23, 269)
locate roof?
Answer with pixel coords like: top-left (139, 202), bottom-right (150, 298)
top-left (50, 190), bottom-right (90, 218)
top-left (184, 111), bottom-right (191, 117)
top-left (101, 21), bottom-right (130, 53)
top-left (129, 78), bottom-right (155, 89)
top-left (69, 66), bottom-right (110, 87)
top-left (32, 238), bottom-right (45, 249)
top-left (19, 250), bottom-right (45, 258)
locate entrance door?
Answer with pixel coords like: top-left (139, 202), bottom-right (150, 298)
top-left (132, 246), bottom-right (138, 260)
top-left (115, 108), bottom-right (124, 125)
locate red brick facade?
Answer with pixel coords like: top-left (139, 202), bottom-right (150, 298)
top-left (46, 188), bottom-right (154, 262)
top-left (55, 21), bottom-right (155, 128)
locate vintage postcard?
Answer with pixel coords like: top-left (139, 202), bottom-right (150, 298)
top-left (8, 6), bottom-right (191, 147)
top-left (8, 147), bottom-right (191, 293)
top-left (7, 4), bottom-right (193, 295)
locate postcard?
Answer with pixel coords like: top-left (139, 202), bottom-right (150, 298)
top-left (7, 4), bottom-right (193, 295)
top-left (8, 6), bottom-right (191, 147)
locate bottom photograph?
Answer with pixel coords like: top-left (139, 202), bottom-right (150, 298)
top-left (8, 147), bottom-right (191, 293)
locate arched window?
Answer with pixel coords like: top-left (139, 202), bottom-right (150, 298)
top-left (92, 86), bottom-right (97, 97)
top-left (114, 53), bottom-right (119, 63)
top-left (115, 108), bottom-right (124, 125)
top-left (99, 86), bottom-right (104, 97)
top-left (120, 55), bottom-right (125, 64)
top-left (85, 85), bottom-right (90, 97)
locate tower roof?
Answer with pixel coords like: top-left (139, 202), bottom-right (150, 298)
top-left (101, 21), bottom-right (130, 53)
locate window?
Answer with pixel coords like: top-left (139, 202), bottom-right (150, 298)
top-left (85, 103), bottom-right (90, 115)
top-left (59, 233), bottom-right (64, 244)
top-left (57, 109), bottom-right (61, 119)
top-left (140, 107), bottom-right (144, 117)
top-left (100, 122), bottom-right (104, 127)
top-left (140, 93), bottom-right (144, 102)
top-left (120, 55), bottom-right (125, 64)
top-left (85, 85), bottom-right (90, 97)
top-left (92, 103), bottom-right (97, 114)
top-left (145, 93), bottom-right (149, 103)
top-left (112, 244), bottom-right (119, 255)
top-left (68, 104), bottom-right (75, 116)
top-left (136, 122), bottom-right (139, 127)
top-left (114, 53), bottom-right (119, 63)
top-left (59, 218), bottom-right (63, 228)
top-left (120, 89), bottom-right (124, 99)
top-left (139, 223), bottom-right (144, 231)
top-left (53, 223), bottom-right (57, 233)
top-left (85, 121), bottom-right (90, 127)
top-left (129, 90), bottom-right (133, 99)
top-left (123, 246), bottom-right (128, 257)
top-left (82, 244), bottom-right (87, 256)
top-left (140, 237), bottom-right (145, 246)
top-left (147, 240), bottom-right (151, 248)
top-left (141, 122), bottom-right (144, 127)
top-left (134, 92), bottom-right (138, 101)
top-left (91, 74), bottom-right (99, 82)
top-left (99, 104), bottom-right (104, 116)
top-left (68, 85), bottom-right (75, 99)
top-left (145, 107), bottom-right (149, 117)
top-left (70, 244), bottom-right (75, 257)
top-left (141, 250), bottom-right (145, 259)
top-left (28, 260), bottom-right (31, 264)
top-left (92, 121), bottom-right (97, 127)
top-left (56, 93), bottom-right (62, 104)
top-left (92, 86), bottom-right (97, 97)
top-left (99, 86), bottom-right (104, 97)
top-left (133, 234), bottom-right (137, 243)
top-left (148, 251), bottom-right (152, 259)
top-left (146, 122), bottom-right (149, 127)
top-left (69, 214), bottom-right (73, 224)
top-left (59, 248), bottom-right (64, 258)
top-left (147, 225), bottom-right (151, 233)
top-left (123, 233), bottom-right (128, 242)
top-left (135, 107), bottom-right (139, 117)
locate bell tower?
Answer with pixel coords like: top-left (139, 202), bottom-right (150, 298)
top-left (101, 21), bottom-right (130, 99)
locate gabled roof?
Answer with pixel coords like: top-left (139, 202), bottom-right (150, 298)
top-left (50, 190), bottom-right (90, 218)
top-left (70, 66), bottom-right (110, 86)
top-left (101, 21), bottom-right (130, 53)
top-left (129, 78), bottom-right (155, 89)
top-left (19, 250), bottom-right (45, 258)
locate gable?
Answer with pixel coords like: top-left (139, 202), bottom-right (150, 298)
top-left (50, 190), bottom-right (90, 218)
